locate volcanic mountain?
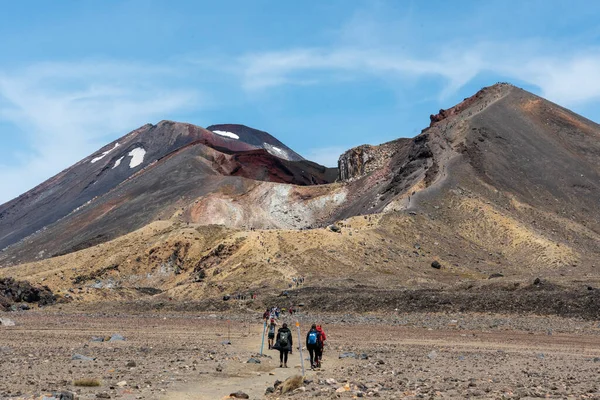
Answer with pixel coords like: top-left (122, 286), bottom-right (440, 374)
top-left (0, 121), bottom-right (336, 264)
top-left (1, 83), bottom-right (600, 315)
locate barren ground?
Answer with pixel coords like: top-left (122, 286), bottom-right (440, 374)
top-left (1, 308), bottom-right (600, 399)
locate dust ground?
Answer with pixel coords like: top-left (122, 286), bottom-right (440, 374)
top-left (1, 309), bottom-right (600, 399)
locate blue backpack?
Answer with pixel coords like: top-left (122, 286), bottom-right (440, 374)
top-left (308, 331), bottom-right (318, 345)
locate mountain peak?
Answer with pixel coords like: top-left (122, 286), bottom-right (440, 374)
top-left (428, 83), bottom-right (514, 128)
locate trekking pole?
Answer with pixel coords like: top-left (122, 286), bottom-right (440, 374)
top-left (295, 320), bottom-right (305, 376)
top-left (227, 319), bottom-right (231, 344)
top-left (260, 320), bottom-right (267, 355)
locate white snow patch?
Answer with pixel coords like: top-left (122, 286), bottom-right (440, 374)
top-left (268, 144), bottom-right (285, 155)
top-left (128, 147), bottom-right (146, 168)
top-left (112, 156), bottom-right (124, 169)
top-left (263, 142), bottom-right (292, 160)
top-left (91, 143), bottom-right (120, 163)
top-left (212, 130), bottom-right (239, 140)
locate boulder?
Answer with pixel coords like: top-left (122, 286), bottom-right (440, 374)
top-left (108, 333), bottom-right (125, 342)
top-left (228, 391), bottom-right (249, 399)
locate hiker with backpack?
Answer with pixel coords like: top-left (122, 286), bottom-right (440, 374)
top-left (306, 324), bottom-right (322, 369)
top-left (273, 323), bottom-right (293, 368)
top-left (315, 324), bottom-right (327, 367)
top-left (267, 318), bottom-right (277, 349)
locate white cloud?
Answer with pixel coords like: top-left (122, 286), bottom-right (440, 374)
top-left (0, 60), bottom-right (199, 204)
top-left (238, 44), bottom-right (600, 107)
top-left (239, 47), bottom-right (483, 95)
top-left (507, 54), bottom-right (600, 105)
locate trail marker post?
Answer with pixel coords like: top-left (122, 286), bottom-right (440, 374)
top-left (227, 319), bottom-right (231, 344)
top-left (260, 320), bottom-right (267, 355)
top-left (296, 320), bottom-right (305, 376)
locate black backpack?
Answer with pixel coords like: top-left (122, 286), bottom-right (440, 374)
top-left (279, 330), bottom-right (289, 346)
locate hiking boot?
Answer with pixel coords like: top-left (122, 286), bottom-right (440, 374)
top-left (284, 363), bottom-right (288, 368)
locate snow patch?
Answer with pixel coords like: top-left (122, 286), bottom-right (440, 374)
top-left (91, 143), bottom-right (120, 163)
top-left (264, 142), bottom-right (291, 160)
top-left (268, 144), bottom-right (285, 155)
top-left (112, 156), bottom-right (124, 169)
top-left (128, 148), bottom-right (146, 168)
top-left (212, 130), bottom-right (239, 140)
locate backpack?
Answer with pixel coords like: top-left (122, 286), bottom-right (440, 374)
top-left (279, 331), bottom-right (289, 346)
top-left (307, 331), bottom-right (318, 345)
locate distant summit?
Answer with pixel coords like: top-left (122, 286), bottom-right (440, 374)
top-left (206, 124), bottom-right (305, 162)
top-left (0, 121), bottom-right (335, 264)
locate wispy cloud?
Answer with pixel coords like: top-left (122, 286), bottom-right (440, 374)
top-left (0, 60), bottom-right (199, 204)
top-left (240, 47), bottom-right (483, 97)
top-left (238, 43), bottom-right (600, 107)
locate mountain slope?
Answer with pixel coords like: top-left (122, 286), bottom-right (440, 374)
top-left (1, 83), bottom-right (600, 315)
top-left (0, 121), bottom-right (336, 265)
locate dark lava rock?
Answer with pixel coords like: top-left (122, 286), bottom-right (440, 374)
top-left (488, 273), bottom-right (504, 279)
top-left (247, 357), bottom-right (261, 364)
top-left (229, 391), bottom-right (249, 399)
top-left (329, 225), bottom-right (341, 233)
top-left (431, 261), bottom-right (442, 269)
top-left (0, 277), bottom-right (56, 311)
top-left (126, 360), bottom-right (136, 367)
top-left (339, 352), bottom-right (357, 359)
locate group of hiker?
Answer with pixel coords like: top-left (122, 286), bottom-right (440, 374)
top-left (264, 311), bottom-right (327, 369)
top-left (289, 276), bottom-right (306, 288)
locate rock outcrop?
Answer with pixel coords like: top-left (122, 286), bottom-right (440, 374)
top-left (338, 142), bottom-right (398, 181)
top-left (0, 277), bottom-right (56, 311)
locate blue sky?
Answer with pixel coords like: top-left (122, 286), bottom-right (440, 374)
top-left (1, 0), bottom-right (600, 204)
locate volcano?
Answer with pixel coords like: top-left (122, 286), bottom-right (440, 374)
top-left (0, 121), bottom-right (336, 265)
top-left (1, 83), bottom-right (599, 316)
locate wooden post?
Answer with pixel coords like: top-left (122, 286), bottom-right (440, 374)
top-left (296, 320), bottom-right (305, 376)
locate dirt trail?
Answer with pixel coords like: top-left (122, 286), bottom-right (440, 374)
top-left (164, 320), bottom-right (324, 400)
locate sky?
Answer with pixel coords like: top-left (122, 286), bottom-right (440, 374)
top-left (1, 0), bottom-right (600, 204)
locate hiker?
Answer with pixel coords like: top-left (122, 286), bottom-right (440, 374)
top-left (267, 318), bottom-right (277, 349)
top-left (306, 324), bottom-right (322, 369)
top-left (263, 308), bottom-right (270, 321)
top-left (273, 323), bottom-right (293, 367)
top-left (315, 324), bottom-right (327, 367)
